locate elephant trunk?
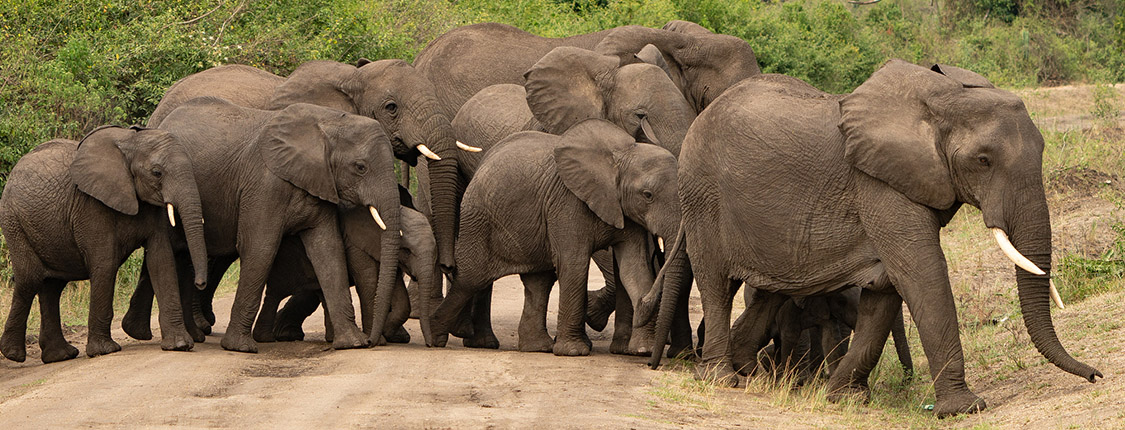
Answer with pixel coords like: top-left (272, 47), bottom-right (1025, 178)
top-left (166, 171), bottom-right (208, 289)
top-left (367, 186), bottom-right (402, 344)
top-left (1008, 190), bottom-right (1101, 382)
top-left (645, 224), bottom-right (692, 369)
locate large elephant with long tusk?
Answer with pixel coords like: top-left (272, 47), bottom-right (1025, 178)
top-left (642, 61), bottom-right (1101, 417)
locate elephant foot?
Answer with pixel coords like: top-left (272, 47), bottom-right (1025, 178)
top-left (934, 392), bottom-right (987, 418)
top-left (431, 333), bottom-right (448, 348)
top-left (624, 329), bottom-right (656, 356)
top-left (253, 325), bottom-right (277, 343)
top-left (518, 332), bottom-right (554, 353)
top-left (274, 322), bottom-right (305, 342)
top-left (666, 340), bottom-right (697, 360)
top-left (694, 360), bottom-right (739, 388)
top-left (221, 331), bottom-right (259, 353)
top-left (188, 324), bottom-right (207, 343)
top-left (41, 342), bottom-right (80, 363)
top-left (160, 330), bottom-right (194, 352)
top-left (826, 382), bottom-right (871, 404)
top-left (462, 332), bottom-right (500, 349)
top-left (450, 316), bottom-right (475, 339)
top-left (85, 335), bottom-right (121, 358)
top-left (384, 325), bottom-right (411, 344)
top-left (331, 325), bottom-right (370, 350)
top-left (609, 335), bottom-right (630, 355)
top-left (585, 288), bottom-right (614, 332)
top-left (121, 309), bottom-right (153, 341)
top-left (553, 335), bottom-right (592, 356)
top-left (0, 332), bottom-right (27, 362)
top-left (194, 313), bottom-right (213, 336)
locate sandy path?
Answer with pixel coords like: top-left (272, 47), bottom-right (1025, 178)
top-left (0, 268), bottom-right (726, 428)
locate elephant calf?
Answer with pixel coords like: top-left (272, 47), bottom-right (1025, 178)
top-left (0, 126), bottom-right (208, 363)
top-left (432, 119), bottom-right (681, 356)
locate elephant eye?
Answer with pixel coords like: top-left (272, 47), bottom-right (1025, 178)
top-left (384, 101), bottom-right (397, 115)
top-left (151, 168), bottom-right (163, 178)
top-left (977, 155), bottom-right (991, 167)
top-left (641, 189), bottom-right (654, 201)
top-left (354, 161), bottom-right (368, 174)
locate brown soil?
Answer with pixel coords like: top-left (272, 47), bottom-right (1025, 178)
top-left (2, 84), bottom-right (1124, 428)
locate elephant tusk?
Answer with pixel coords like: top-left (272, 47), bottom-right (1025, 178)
top-left (657, 237), bottom-right (665, 252)
top-left (369, 206), bottom-right (387, 230)
top-left (1050, 278), bottom-right (1065, 309)
top-left (166, 203), bottom-right (176, 227)
top-left (456, 140), bottom-right (483, 152)
top-left (991, 228), bottom-right (1046, 275)
top-left (417, 144), bottom-right (441, 160)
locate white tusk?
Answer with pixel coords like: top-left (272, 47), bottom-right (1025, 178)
top-left (166, 203), bottom-right (176, 227)
top-left (657, 237), bottom-right (665, 252)
top-left (369, 206), bottom-right (387, 230)
top-left (399, 230), bottom-right (404, 237)
top-left (417, 144), bottom-right (441, 160)
top-left (991, 228), bottom-right (1046, 275)
top-left (456, 140), bottom-right (483, 152)
top-left (1050, 278), bottom-right (1065, 309)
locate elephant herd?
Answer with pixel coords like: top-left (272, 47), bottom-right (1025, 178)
top-left (0, 20), bottom-right (1101, 417)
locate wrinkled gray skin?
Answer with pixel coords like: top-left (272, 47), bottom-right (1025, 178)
top-left (127, 58), bottom-right (446, 341)
top-left (253, 207), bottom-right (439, 346)
top-left (142, 98), bottom-right (403, 353)
top-left (414, 20), bottom-right (759, 272)
top-left (431, 120), bottom-right (681, 356)
top-left (0, 127), bottom-right (208, 363)
top-left (644, 61), bottom-right (1102, 417)
top-left (728, 287), bottom-right (913, 382)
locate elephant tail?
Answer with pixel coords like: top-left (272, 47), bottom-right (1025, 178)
top-left (646, 221), bottom-right (692, 370)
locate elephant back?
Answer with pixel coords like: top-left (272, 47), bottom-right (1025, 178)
top-left (148, 65), bottom-right (284, 127)
top-left (452, 84), bottom-right (543, 179)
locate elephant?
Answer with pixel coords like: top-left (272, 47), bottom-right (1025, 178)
top-left (728, 287), bottom-right (913, 382)
top-left (137, 97), bottom-right (404, 353)
top-left (642, 60), bottom-right (1102, 416)
top-left (430, 119), bottom-right (681, 356)
top-left (0, 126), bottom-right (208, 363)
top-left (414, 20), bottom-right (760, 271)
top-left (252, 206), bottom-right (438, 346)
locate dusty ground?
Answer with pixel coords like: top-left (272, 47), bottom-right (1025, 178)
top-left (1, 84), bottom-right (1123, 428)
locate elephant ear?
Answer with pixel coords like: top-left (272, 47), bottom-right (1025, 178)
top-left (524, 47), bottom-right (619, 134)
top-left (839, 59), bottom-right (960, 209)
top-left (259, 104), bottom-right (339, 203)
top-left (930, 63), bottom-right (995, 88)
top-left (634, 44), bottom-right (673, 81)
top-left (71, 126), bottom-right (140, 215)
top-left (553, 120), bottom-right (635, 229)
top-left (269, 61), bottom-right (357, 113)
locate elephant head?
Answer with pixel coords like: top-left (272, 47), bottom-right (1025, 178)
top-left (71, 126), bottom-right (209, 289)
top-left (594, 25), bottom-right (761, 113)
top-left (553, 119), bottom-right (681, 244)
top-left (525, 47), bottom-right (696, 157)
top-left (838, 59), bottom-right (1102, 383)
top-left (267, 60), bottom-right (453, 166)
top-left (258, 103), bottom-right (404, 342)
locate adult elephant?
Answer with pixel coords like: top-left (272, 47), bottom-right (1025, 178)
top-left (150, 97), bottom-right (402, 352)
top-left (644, 61), bottom-right (1100, 416)
top-left (431, 119), bottom-right (681, 356)
top-left (253, 206), bottom-right (439, 346)
top-left (414, 21), bottom-right (759, 270)
top-left (0, 126), bottom-right (208, 362)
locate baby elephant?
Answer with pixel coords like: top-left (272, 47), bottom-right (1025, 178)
top-left (0, 126), bottom-right (208, 363)
top-left (433, 119), bottom-right (681, 356)
top-left (253, 206), bottom-right (438, 345)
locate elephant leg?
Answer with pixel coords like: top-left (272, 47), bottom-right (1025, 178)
top-left (347, 248), bottom-right (380, 335)
top-left (298, 224), bottom-right (368, 350)
top-left (1, 276), bottom-right (40, 362)
top-left (198, 255), bottom-right (237, 331)
top-left (586, 249), bottom-right (616, 332)
top-left (695, 274), bottom-right (741, 386)
top-left (173, 256), bottom-right (206, 343)
top-left (85, 264), bottom-right (122, 358)
top-left (891, 308), bottom-right (914, 377)
top-left (826, 289), bottom-right (900, 403)
top-left (775, 300), bottom-right (803, 375)
top-left (221, 225), bottom-right (286, 353)
top-left (384, 274), bottom-right (411, 344)
top-left (821, 319), bottom-right (850, 377)
top-left (274, 290), bottom-right (320, 341)
top-left (254, 290), bottom-right (285, 343)
top-left (145, 234), bottom-right (195, 351)
top-left (667, 284), bottom-right (694, 359)
top-left (122, 257), bottom-right (155, 341)
top-left (729, 289), bottom-right (787, 376)
top-left (319, 292), bottom-right (334, 343)
top-left (432, 275), bottom-right (482, 347)
top-left (553, 256), bottom-right (591, 357)
top-left (613, 236), bottom-right (659, 356)
top-left (37, 280), bottom-right (80, 363)
top-left (407, 278), bottom-right (423, 319)
top-left (518, 271), bottom-right (556, 352)
top-left (608, 278), bottom-right (633, 355)
top-left (463, 286), bottom-right (498, 349)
